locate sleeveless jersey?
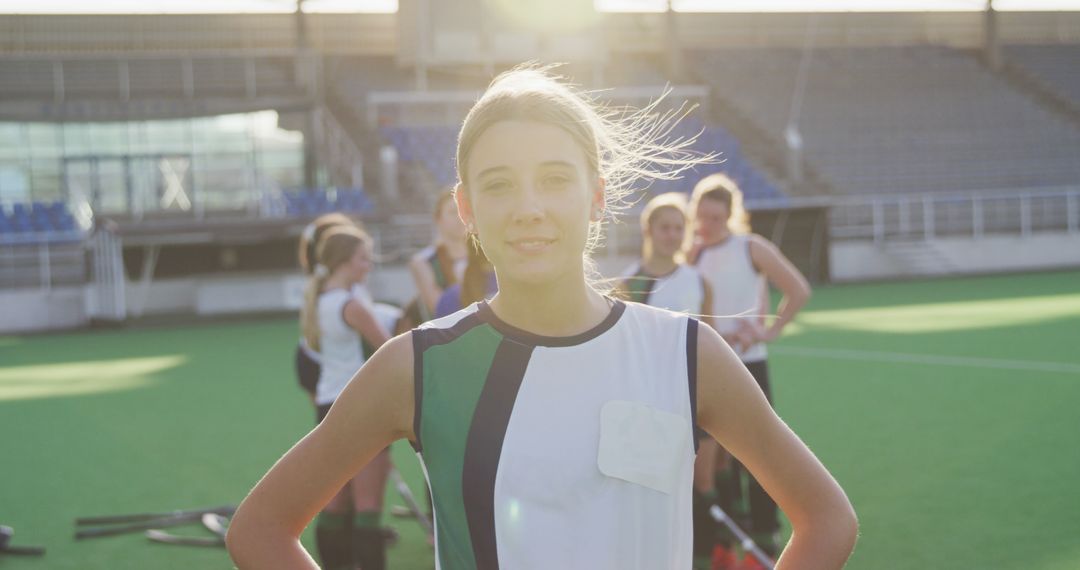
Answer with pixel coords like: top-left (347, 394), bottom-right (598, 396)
top-left (620, 263), bottom-right (706, 315)
top-left (412, 300), bottom-right (700, 570)
top-left (417, 244), bottom-right (467, 289)
top-left (299, 284), bottom-right (377, 373)
top-left (694, 234), bottom-right (767, 363)
top-left (315, 289), bottom-right (365, 406)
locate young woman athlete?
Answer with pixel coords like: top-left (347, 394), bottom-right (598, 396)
top-left (617, 192), bottom-right (713, 323)
top-left (406, 189), bottom-right (469, 323)
top-left (228, 66), bottom-right (856, 570)
top-left (301, 226), bottom-right (393, 570)
top-left (687, 173), bottom-right (814, 569)
top-left (616, 192), bottom-right (728, 568)
top-left (295, 213), bottom-right (357, 404)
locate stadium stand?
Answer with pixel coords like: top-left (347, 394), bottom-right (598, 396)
top-left (1005, 44), bottom-right (1080, 106)
top-left (0, 201), bottom-right (82, 243)
top-left (281, 187), bottom-right (374, 217)
top-left (687, 46), bottom-right (1080, 196)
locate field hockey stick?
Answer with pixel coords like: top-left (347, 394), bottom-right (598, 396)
top-left (709, 505), bottom-right (775, 570)
top-left (201, 513), bottom-right (229, 539)
top-left (75, 511), bottom-right (230, 540)
top-left (76, 505), bottom-right (236, 526)
top-left (145, 529), bottom-right (225, 548)
top-left (389, 468), bottom-right (433, 535)
top-left (0, 526), bottom-right (45, 557)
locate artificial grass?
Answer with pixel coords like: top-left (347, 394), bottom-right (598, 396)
top-left (1, 269), bottom-right (1078, 569)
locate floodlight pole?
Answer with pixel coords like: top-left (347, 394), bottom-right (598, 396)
top-left (984, 0), bottom-right (1000, 71)
top-left (665, 0), bottom-right (683, 81)
top-left (296, 0), bottom-right (319, 190)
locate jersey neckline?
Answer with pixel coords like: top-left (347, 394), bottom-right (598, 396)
top-left (476, 298), bottom-right (626, 348)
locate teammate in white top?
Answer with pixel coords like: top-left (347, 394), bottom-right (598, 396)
top-left (408, 189), bottom-right (469, 322)
top-left (228, 65), bottom-right (856, 570)
top-left (617, 192), bottom-right (713, 323)
top-left (300, 226), bottom-right (393, 570)
top-left (687, 173), bottom-right (813, 567)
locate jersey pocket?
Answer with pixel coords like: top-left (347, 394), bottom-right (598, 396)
top-left (597, 400), bottom-right (691, 495)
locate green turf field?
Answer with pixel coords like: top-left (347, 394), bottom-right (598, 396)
top-left (2, 270), bottom-right (1078, 569)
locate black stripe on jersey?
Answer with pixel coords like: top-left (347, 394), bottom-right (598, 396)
top-left (461, 339), bottom-right (534, 570)
top-left (686, 317), bottom-right (700, 452)
top-left (410, 310), bottom-right (486, 452)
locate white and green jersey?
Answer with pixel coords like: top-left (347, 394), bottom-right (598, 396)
top-left (411, 299), bottom-right (700, 570)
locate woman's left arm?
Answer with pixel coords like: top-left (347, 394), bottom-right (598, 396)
top-left (748, 234), bottom-right (811, 342)
top-left (696, 323), bottom-right (858, 569)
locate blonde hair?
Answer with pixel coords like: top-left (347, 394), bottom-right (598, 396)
top-left (301, 226), bottom-right (371, 353)
top-left (455, 64), bottom-right (712, 289)
top-left (688, 173), bottom-right (751, 239)
top-left (297, 212), bottom-right (354, 276)
top-left (639, 192), bottom-right (688, 263)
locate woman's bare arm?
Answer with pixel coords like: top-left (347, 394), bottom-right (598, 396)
top-left (748, 234), bottom-right (811, 342)
top-left (343, 300), bottom-right (391, 349)
top-left (226, 334), bottom-right (415, 569)
top-left (696, 324), bottom-right (857, 569)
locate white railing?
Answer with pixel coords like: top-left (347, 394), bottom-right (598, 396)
top-left (0, 239), bottom-right (86, 290)
top-left (823, 186), bottom-right (1080, 243)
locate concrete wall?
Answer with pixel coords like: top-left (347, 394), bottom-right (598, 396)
top-left (830, 232), bottom-right (1080, 282)
top-left (0, 286), bottom-right (87, 333)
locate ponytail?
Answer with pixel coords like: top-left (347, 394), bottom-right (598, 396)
top-left (301, 264), bottom-right (330, 352)
top-left (299, 226), bottom-right (371, 353)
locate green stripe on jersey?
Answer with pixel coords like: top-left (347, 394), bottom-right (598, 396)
top-left (623, 272), bottom-right (655, 304)
top-left (420, 324), bottom-right (503, 570)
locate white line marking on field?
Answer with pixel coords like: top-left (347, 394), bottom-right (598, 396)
top-left (771, 346), bottom-right (1080, 375)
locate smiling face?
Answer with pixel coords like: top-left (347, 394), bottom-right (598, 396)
top-left (647, 206), bottom-right (686, 260)
top-left (457, 120), bottom-right (603, 287)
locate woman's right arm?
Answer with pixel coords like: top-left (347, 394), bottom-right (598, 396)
top-left (226, 334), bottom-right (415, 569)
top-left (696, 324), bottom-right (858, 569)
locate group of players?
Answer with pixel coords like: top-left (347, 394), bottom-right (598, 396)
top-left (292, 172), bottom-right (810, 570)
top-left (229, 66), bottom-right (855, 570)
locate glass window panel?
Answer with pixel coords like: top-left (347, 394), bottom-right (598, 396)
top-left (258, 149), bottom-right (303, 190)
top-left (0, 161), bottom-right (31, 204)
top-left (194, 153), bottom-right (253, 210)
top-left (142, 119), bottom-right (191, 154)
top-left (62, 123), bottom-right (94, 157)
top-left (0, 124), bottom-right (27, 161)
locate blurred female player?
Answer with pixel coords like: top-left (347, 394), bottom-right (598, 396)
top-left (295, 213), bottom-right (356, 404)
top-left (434, 240), bottom-right (498, 319)
top-left (405, 189), bottom-right (468, 325)
top-left (301, 226), bottom-right (393, 570)
top-left (687, 173), bottom-right (813, 569)
top-left (616, 192), bottom-right (724, 568)
top-left (228, 66), bottom-right (856, 570)
top-left (617, 191), bottom-right (712, 323)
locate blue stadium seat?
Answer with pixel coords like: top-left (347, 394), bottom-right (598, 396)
top-left (335, 188), bottom-right (374, 214)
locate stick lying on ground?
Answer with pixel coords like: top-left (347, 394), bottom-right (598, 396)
top-left (75, 505), bottom-right (235, 526)
top-left (0, 525), bottom-right (46, 557)
top-left (145, 513), bottom-right (230, 548)
top-left (709, 505), bottom-right (776, 570)
top-left (74, 505), bottom-right (236, 539)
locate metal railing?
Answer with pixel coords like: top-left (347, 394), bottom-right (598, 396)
top-left (824, 186), bottom-right (1080, 243)
top-left (0, 240), bottom-right (86, 290)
